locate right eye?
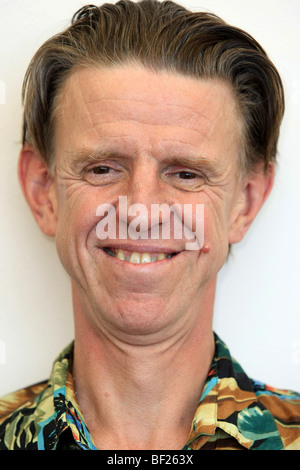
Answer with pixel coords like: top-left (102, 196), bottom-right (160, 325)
top-left (91, 166), bottom-right (113, 174)
top-left (83, 162), bottom-right (124, 186)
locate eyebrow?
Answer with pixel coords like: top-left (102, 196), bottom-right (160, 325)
top-left (67, 147), bottom-right (120, 171)
top-left (67, 147), bottom-right (226, 177)
top-left (164, 155), bottom-right (226, 177)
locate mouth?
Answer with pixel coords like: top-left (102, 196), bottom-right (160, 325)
top-left (102, 247), bottom-right (179, 264)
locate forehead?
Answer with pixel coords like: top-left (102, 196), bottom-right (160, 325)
top-left (54, 66), bottom-right (242, 164)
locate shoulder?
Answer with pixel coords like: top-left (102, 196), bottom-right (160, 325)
top-left (0, 381), bottom-right (48, 450)
top-left (252, 380), bottom-right (300, 450)
top-left (0, 381), bottom-right (48, 421)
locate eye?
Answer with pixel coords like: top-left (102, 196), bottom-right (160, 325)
top-left (163, 167), bottom-right (206, 192)
top-left (177, 171), bottom-right (197, 179)
top-left (83, 162), bottom-right (124, 186)
top-left (91, 166), bottom-right (113, 174)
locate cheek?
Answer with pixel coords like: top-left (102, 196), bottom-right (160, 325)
top-left (176, 192), bottom-right (231, 253)
top-left (55, 182), bottom-right (105, 233)
top-left (200, 197), bottom-right (232, 257)
top-left (54, 186), bottom-right (101, 269)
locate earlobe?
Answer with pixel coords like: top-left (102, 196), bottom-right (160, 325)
top-left (228, 163), bottom-right (275, 245)
top-left (18, 144), bottom-right (57, 236)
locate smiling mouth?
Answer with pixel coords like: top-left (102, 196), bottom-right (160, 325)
top-left (102, 247), bottom-right (178, 264)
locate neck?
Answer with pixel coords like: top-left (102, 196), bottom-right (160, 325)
top-left (72, 280), bottom-right (216, 450)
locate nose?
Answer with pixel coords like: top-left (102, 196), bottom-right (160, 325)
top-left (126, 158), bottom-right (162, 209)
top-left (117, 158), bottom-right (170, 239)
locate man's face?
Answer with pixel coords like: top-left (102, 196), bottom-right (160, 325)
top-left (49, 66), bottom-right (247, 339)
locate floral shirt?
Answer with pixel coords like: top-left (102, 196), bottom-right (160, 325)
top-left (0, 334), bottom-right (299, 450)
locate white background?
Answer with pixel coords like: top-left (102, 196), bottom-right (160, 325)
top-left (0, 0), bottom-right (299, 397)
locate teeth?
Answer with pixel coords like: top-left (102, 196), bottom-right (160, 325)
top-left (141, 253), bottom-right (151, 263)
top-left (116, 249), bottom-right (125, 261)
top-left (129, 252), bottom-right (141, 264)
top-left (108, 248), bottom-right (173, 263)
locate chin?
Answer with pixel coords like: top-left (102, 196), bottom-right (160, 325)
top-left (102, 295), bottom-right (175, 339)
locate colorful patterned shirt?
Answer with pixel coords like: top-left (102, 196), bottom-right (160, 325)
top-left (0, 334), bottom-right (299, 450)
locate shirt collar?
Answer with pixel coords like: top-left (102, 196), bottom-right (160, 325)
top-left (48, 343), bottom-right (97, 450)
top-left (186, 334), bottom-right (284, 450)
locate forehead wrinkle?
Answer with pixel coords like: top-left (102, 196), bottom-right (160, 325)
top-left (89, 103), bottom-right (215, 134)
top-left (59, 67), bottom-right (239, 130)
top-left (86, 96), bottom-right (215, 118)
top-left (91, 120), bottom-right (212, 141)
top-left (81, 97), bottom-right (233, 150)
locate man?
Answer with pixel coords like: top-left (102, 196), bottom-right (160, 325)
top-left (0, 0), bottom-right (299, 451)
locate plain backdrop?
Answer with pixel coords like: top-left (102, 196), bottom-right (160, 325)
top-left (0, 0), bottom-right (299, 397)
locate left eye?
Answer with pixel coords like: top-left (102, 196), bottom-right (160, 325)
top-left (177, 171), bottom-right (197, 179)
top-left (163, 168), bottom-right (205, 191)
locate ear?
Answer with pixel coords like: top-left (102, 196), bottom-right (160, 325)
top-left (228, 163), bottom-right (275, 245)
top-left (18, 144), bottom-right (57, 236)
